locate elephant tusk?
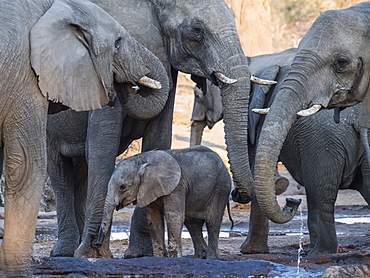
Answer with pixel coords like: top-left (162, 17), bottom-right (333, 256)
top-left (214, 72), bottom-right (237, 84)
top-left (250, 76), bottom-right (277, 85)
top-left (138, 76), bottom-right (162, 90)
top-left (252, 108), bottom-right (270, 114)
top-left (297, 104), bottom-right (322, 117)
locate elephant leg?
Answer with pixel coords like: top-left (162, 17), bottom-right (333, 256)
top-left (48, 154), bottom-right (80, 257)
top-left (125, 88), bottom-right (177, 257)
top-left (75, 103), bottom-right (123, 258)
top-left (163, 193), bottom-right (184, 258)
top-left (147, 205), bottom-right (167, 257)
top-left (306, 184), bottom-right (339, 256)
top-left (1, 106), bottom-right (47, 277)
top-left (241, 196), bottom-right (269, 254)
top-left (205, 216), bottom-right (222, 259)
top-left (189, 120), bottom-right (207, 147)
top-left (73, 156), bottom-right (88, 236)
top-left (357, 163), bottom-right (370, 205)
top-left (185, 219), bottom-right (207, 258)
top-left (124, 206), bottom-right (154, 258)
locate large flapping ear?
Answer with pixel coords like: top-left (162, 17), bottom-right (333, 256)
top-left (356, 56), bottom-right (370, 128)
top-left (359, 92), bottom-right (370, 128)
top-left (248, 65), bottom-right (281, 145)
top-left (137, 150), bottom-right (181, 207)
top-left (30, 0), bottom-right (110, 111)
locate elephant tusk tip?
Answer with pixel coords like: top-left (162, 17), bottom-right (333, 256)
top-left (138, 76), bottom-right (162, 90)
top-left (252, 108), bottom-right (270, 115)
top-left (214, 72), bottom-right (237, 84)
top-left (297, 104), bottom-right (322, 117)
top-left (250, 76), bottom-right (277, 85)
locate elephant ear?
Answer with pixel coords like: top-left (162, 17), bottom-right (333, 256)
top-left (359, 93), bottom-right (370, 128)
top-left (30, 0), bottom-right (110, 111)
top-left (137, 150), bottom-right (181, 207)
top-left (248, 65), bottom-right (281, 145)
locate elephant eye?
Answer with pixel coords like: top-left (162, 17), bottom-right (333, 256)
top-left (334, 57), bottom-right (350, 72)
top-left (119, 184), bottom-right (126, 191)
top-left (115, 37), bottom-right (122, 50)
top-left (191, 26), bottom-right (204, 41)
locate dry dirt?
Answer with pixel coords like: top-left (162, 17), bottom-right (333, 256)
top-left (2, 74), bottom-right (370, 277)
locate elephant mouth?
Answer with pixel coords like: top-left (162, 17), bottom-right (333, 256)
top-left (116, 199), bottom-right (137, 211)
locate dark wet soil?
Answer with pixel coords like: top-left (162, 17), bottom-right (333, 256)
top-left (3, 77), bottom-right (370, 277)
top-left (27, 187), bottom-right (370, 277)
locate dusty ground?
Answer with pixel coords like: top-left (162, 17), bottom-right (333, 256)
top-left (2, 74), bottom-right (370, 277)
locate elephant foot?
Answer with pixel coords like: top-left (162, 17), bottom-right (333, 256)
top-left (307, 246), bottom-right (337, 257)
top-left (274, 176), bottom-right (289, 195)
top-left (240, 239), bottom-right (269, 254)
top-left (124, 245), bottom-right (153, 259)
top-left (50, 238), bottom-right (79, 257)
top-left (74, 239), bottom-right (113, 258)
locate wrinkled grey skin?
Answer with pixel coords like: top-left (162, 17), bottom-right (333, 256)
top-left (48, 0), bottom-right (252, 259)
top-left (253, 3), bottom-right (370, 226)
top-left (47, 32), bottom-right (169, 259)
top-left (98, 146), bottom-right (231, 259)
top-left (189, 48), bottom-right (297, 147)
top-left (0, 0), bottom-right (139, 276)
top-left (244, 65), bottom-right (370, 256)
top-left (281, 104), bottom-right (370, 256)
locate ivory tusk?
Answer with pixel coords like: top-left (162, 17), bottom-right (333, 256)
top-left (250, 76), bottom-right (277, 85)
top-left (297, 104), bottom-right (322, 117)
top-left (252, 108), bottom-right (270, 115)
top-left (138, 76), bottom-right (162, 90)
top-left (214, 72), bottom-right (237, 84)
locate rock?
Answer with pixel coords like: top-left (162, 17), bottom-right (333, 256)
top-left (322, 264), bottom-right (370, 278)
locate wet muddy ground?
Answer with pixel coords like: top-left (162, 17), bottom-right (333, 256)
top-left (26, 169), bottom-right (370, 277)
top-left (2, 75), bottom-right (370, 277)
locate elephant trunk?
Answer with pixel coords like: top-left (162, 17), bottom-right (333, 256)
top-left (254, 84), bottom-right (303, 223)
top-left (219, 53), bottom-right (254, 203)
top-left (97, 192), bottom-right (116, 245)
top-left (118, 43), bottom-right (169, 120)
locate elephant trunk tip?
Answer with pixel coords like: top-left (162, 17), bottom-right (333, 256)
top-left (96, 225), bottom-right (106, 246)
top-left (282, 197), bottom-right (301, 218)
top-left (231, 188), bottom-right (252, 204)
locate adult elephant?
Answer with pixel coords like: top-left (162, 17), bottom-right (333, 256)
top-left (0, 0), bottom-right (162, 276)
top-left (245, 64), bottom-right (370, 255)
top-left (49, 0), bottom-right (265, 259)
top-left (189, 48), bottom-right (297, 147)
top-left (252, 2), bottom-right (370, 227)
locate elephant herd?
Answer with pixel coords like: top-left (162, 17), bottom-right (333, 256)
top-left (1, 0), bottom-right (370, 277)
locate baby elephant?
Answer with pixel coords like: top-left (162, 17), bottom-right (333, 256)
top-left (97, 145), bottom-right (231, 259)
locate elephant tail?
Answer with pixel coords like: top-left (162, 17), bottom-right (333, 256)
top-left (227, 201), bottom-right (234, 230)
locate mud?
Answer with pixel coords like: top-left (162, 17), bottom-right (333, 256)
top-left (2, 75), bottom-right (370, 277)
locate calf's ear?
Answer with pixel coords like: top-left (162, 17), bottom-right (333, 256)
top-left (137, 150), bottom-right (181, 207)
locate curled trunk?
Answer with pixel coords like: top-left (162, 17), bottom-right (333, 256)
top-left (254, 87), bottom-right (302, 223)
top-left (119, 48), bottom-right (169, 120)
top-left (219, 53), bottom-right (254, 203)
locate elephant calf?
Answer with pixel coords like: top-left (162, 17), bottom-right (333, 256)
top-left (97, 145), bottom-right (232, 259)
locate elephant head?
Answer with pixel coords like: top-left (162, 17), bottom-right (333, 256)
top-left (253, 3), bottom-right (370, 224)
top-left (149, 0), bottom-right (254, 202)
top-left (30, 0), bottom-right (169, 119)
top-left (97, 150), bottom-right (181, 244)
